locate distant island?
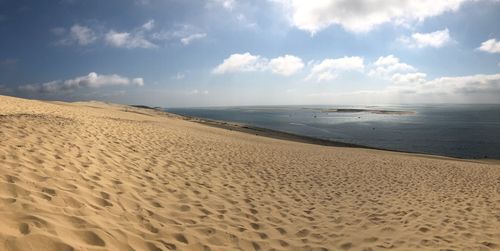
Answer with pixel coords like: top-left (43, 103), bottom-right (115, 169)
top-left (321, 108), bottom-right (416, 115)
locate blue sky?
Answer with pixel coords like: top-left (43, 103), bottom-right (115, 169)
top-left (0, 0), bottom-right (500, 107)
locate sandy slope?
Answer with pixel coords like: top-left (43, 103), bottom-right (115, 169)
top-left (0, 95), bottom-right (499, 251)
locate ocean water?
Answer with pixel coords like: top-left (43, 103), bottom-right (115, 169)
top-left (168, 105), bottom-right (500, 159)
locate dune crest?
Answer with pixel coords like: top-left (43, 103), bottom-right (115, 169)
top-left (0, 95), bottom-right (499, 251)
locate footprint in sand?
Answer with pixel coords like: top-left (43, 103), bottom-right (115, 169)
top-left (158, 240), bottom-right (176, 250)
top-left (5, 175), bottom-right (18, 184)
top-left (100, 191), bottom-right (110, 200)
top-left (340, 242), bottom-right (353, 250)
top-left (42, 187), bottom-right (57, 196)
top-left (275, 227), bottom-right (287, 235)
top-left (151, 201), bottom-right (163, 208)
top-left (296, 229), bottom-right (310, 238)
top-left (250, 223), bottom-right (260, 230)
top-left (146, 242), bottom-right (162, 251)
top-left (173, 233), bottom-right (189, 244)
top-left (144, 223), bottom-right (159, 234)
top-left (10, 235), bottom-right (74, 251)
top-left (74, 230), bottom-right (106, 246)
top-left (93, 196), bottom-right (113, 207)
top-left (18, 223), bottom-right (30, 235)
top-left (178, 204), bottom-right (190, 212)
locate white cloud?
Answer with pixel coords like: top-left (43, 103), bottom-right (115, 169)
top-left (213, 53), bottom-right (305, 76)
top-left (306, 56), bottom-right (364, 82)
top-left (411, 29), bottom-right (451, 48)
top-left (236, 14), bottom-right (258, 29)
top-left (104, 20), bottom-right (158, 48)
top-left (307, 73), bottom-right (500, 104)
top-left (391, 72), bottom-right (427, 85)
top-left (478, 38), bottom-right (500, 53)
top-left (272, 0), bottom-right (469, 34)
top-left (268, 55), bottom-right (304, 76)
top-left (70, 25), bottom-right (97, 45)
top-left (105, 31), bottom-right (129, 47)
top-left (400, 29), bottom-right (451, 48)
top-left (213, 0), bottom-right (236, 10)
top-left (54, 25), bottom-right (97, 46)
top-left (180, 33), bottom-right (207, 45)
top-left (142, 20), bottom-right (155, 31)
top-left (151, 24), bottom-right (208, 46)
top-left (212, 53), bottom-right (267, 74)
top-left (19, 72), bottom-right (144, 93)
top-left (105, 30), bottom-right (157, 49)
top-left (369, 55), bottom-right (416, 79)
top-left (373, 55), bottom-right (400, 66)
top-left (131, 78), bottom-right (145, 86)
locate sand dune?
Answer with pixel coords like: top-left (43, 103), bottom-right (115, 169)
top-left (0, 95), bottom-right (499, 251)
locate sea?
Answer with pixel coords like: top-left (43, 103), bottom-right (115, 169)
top-left (167, 105), bottom-right (500, 159)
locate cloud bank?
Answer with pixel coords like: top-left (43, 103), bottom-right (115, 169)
top-left (370, 54), bottom-right (500, 99)
top-left (309, 73), bottom-right (500, 104)
top-left (53, 20), bottom-right (207, 49)
top-left (272, 0), bottom-right (469, 33)
top-left (332, 57), bottom-right (500, 103)
top-left (105, 30), bottom-right (157, 49)
top-left (408, 74), bottom-right (500, 95)
top-left (19, 72), bottom-right (144, 93)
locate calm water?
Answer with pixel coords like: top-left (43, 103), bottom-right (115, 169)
top-left (168, 105), bottom-right (500, 159)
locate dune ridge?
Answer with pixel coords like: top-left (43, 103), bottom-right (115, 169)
top-left (0, 95), bottom-right (499, 251)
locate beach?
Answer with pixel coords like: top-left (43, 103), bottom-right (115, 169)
top-left (1, 94), bottom-right (499, 251)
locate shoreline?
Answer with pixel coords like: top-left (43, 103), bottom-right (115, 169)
top-left (170, 112), bottom-right (500, 165)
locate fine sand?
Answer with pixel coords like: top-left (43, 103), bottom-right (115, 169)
top-left (0, 94), bottom-right (499, 251)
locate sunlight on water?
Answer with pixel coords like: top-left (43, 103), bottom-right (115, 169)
top-left (169, 105), bottom-right (500, 159)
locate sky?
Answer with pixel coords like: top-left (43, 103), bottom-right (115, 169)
top-left (0, 0), bottom-right (500, 107)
